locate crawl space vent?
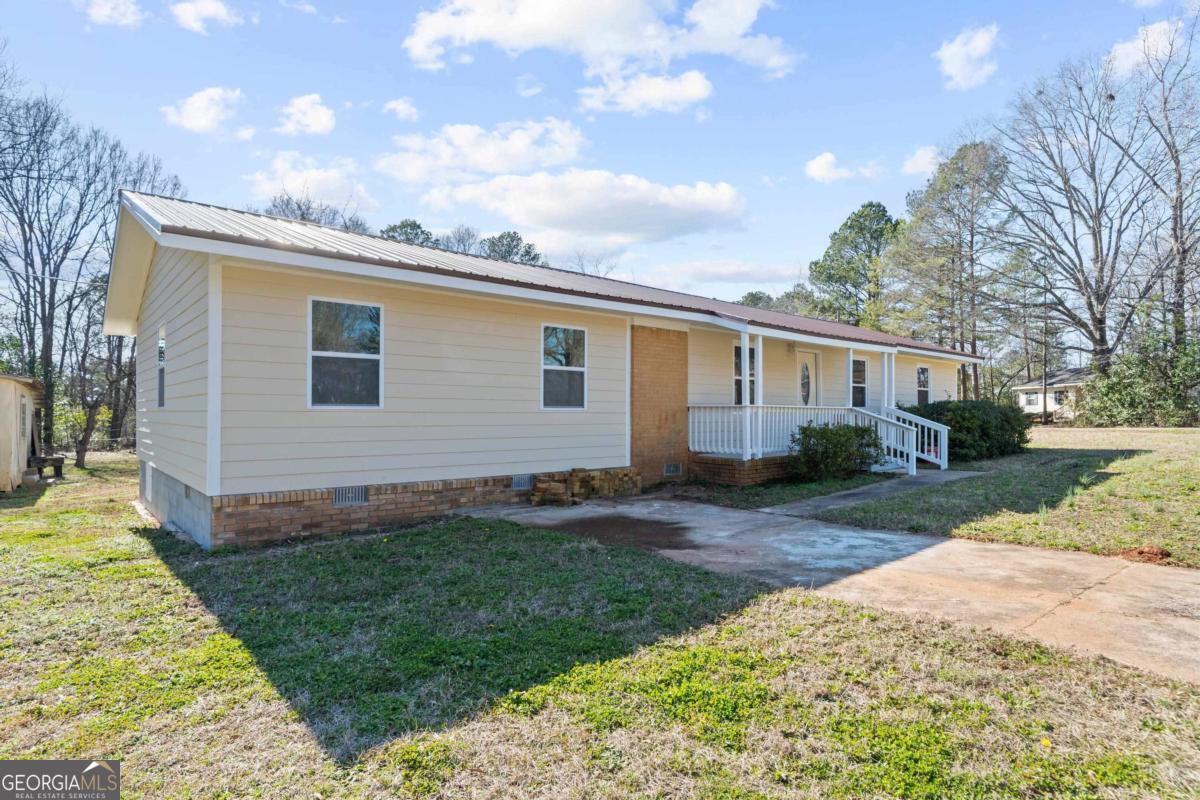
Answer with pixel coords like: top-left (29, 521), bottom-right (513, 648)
top-left (663, 462), bottom-right (683, 477)
top-left (332, 485), bottom-right (368, 507)
top-left (511, 473), bottom-right (534, 490)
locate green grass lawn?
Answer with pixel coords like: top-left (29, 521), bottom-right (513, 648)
top-left (675, 473), bottom-right (889, 510)
top-left (2, 453), bottom-right (1199, 798)
top-left (818, 428), bottom-right (1200, 568)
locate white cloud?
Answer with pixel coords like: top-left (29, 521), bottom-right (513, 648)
top-left (81, 0), bottom-right (145, 26)
top-left (901, 145), bottom-right (940, 176)
top-left (160, 87), bottom-right (244, 133)
top-left (245, 151), bottom-right (377, 210)
top-left (375, 117), bottom-right (585, 184)
top-left (624, 259), bottom-right (796, 292)
top-left (423, 168), bottom-right (744, 251)
top-left (235, 126), bottom-right (256, 141)
top-left (280, 0), bottom-right (317, 13)
top-left (276, 94), bottom-right (336, 135)
top-left (382, 97), bottom-right (419, 121)
top-left (1124, 0), bottom-right (1164, 6)
top-left (171, 0), bottom-right (243, 33)
top-left (1108, 20), bottom-right (1182, 77)
top-left (803, 151), bottom-right (877, 183)
top-left (516, 73), bottom-right (544, 97)
top-left (579, 70), bottom-right (713, 114)
top-left (934, 24), bottom-right (999, 90)
top-left (403, 0), bottom-right (791, 115)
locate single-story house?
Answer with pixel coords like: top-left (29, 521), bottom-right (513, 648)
top-left (0, 374), bottom-right (40, 492)
top-left (103, 192), bottom-right (982, 549)
top-left (1013, 367), bottom-right (1091, 420)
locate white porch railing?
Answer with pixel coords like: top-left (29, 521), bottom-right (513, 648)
top-left (881, 407), bottom-right (949, 469)
top-left (688, 404), bottom-right (925, 475)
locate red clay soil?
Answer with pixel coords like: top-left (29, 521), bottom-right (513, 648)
top-left (1119, 544), bottom-right (1172, 564)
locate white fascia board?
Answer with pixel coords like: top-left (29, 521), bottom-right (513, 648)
top-left (157, 232), bottom-right (748, 333)
top-left (745, 324), bottom-right (895, 354)
top-left (896, 345), bottom-right (984, 364)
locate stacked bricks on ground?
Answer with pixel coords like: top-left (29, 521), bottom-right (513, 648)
top-left (688, 454), bottom-right (791, 487)
top-left (209, 466), bottom-right (642, 547)
top-left (530, 467), bottom-right (642, 507)
top-left (629, 325), bottom-right (689, 487)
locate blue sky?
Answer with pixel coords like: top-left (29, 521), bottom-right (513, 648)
top-left (2, 0), bottom-right (1184, 299)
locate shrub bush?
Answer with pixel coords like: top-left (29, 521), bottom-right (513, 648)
top-left (1079, 337), bottom-right (1200, 427)
top-left (902, 400), bottom-right (1029, 461)
top-left (787, 423), bottom-right (883, 481)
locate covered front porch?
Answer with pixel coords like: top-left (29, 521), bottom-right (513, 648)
top-left (684, 329), bottom-right (953, 475)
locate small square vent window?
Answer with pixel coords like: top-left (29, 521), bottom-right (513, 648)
top-left (511, 473), bottom-right (534, 490)
top-left (333, 485), bottom-right (368, 507)
top-left (663, 462), bottom-right (683, 477)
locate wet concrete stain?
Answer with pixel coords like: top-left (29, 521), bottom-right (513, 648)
top-left (533, 514), bottom-right (694, 551)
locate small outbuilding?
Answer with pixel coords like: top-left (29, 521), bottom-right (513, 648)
top-left (0, 374), bottom-right (41, 491)
top-left (1012, 367), bottom-right (1091, 420)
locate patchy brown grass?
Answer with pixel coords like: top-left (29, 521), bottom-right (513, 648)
top-left (820, 428), bottom-right (1200, 568)
top-left (2, 452), bottom-right (1199, 798)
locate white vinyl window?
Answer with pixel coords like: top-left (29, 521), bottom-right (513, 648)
top-left (916, 366), bottom-right (931, 405)
top-left (1054, 390), bottom-right (1069, 405)
top-left (156, 326), bottom-right (166, 408)
top-left (733, 345), bottom-right (756, 404)
top-left (542, 325), bottom-right (586, 409)
top-left (851, 358), bottom-right (867, 407)
top-left (308, 298), bottom-right (382, 408)
top-left (1025, 392), bottom-right (1039, 407)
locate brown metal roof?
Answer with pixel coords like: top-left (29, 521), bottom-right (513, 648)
top-left (124, 191), bottom-right (976, 359)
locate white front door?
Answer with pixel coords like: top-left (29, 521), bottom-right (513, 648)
top-left (796, 351), bottom-right (817, 406)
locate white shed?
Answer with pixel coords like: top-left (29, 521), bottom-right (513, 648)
top-left (0, 375), bottom-right (39, 491)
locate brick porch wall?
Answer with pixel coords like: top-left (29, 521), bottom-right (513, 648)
top-left (630, 325), bottom-right (689, 487)
top-left (688, 453), bottom-right (791, 487)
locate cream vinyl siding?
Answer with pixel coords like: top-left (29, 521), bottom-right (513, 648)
top-left (894, 356), bottom-right (958, 406)
top-left (135, 247), bottom-right (209, 489)
top-left (219, 264), bottom-right (627, 494)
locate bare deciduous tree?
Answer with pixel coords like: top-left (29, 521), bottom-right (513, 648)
top-left (994, 59), bottom-right (1162, 372)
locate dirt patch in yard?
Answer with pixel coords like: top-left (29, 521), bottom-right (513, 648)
top-left (534, 514), bottom-right (694, 551)
top-left (1119, 544), bottom-right (1172, 564)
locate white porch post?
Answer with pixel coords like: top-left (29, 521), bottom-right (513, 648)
top-left (845, 348), bottom-right (854, 407)
top-left (879, 353), bottom-right (887, 413)
top-left (888, 353), bottom-right (897, 407)
top-left (740, 329), bottom-right (751, 461)
top-left (754, 333), bottom-right (763, 457)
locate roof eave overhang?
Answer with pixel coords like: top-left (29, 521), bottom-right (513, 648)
top-left (102, 194), bottom-right (161, 336)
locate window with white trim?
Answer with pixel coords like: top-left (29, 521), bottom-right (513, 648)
top-left (916, 366), bottom-right (931, 405)
top-left (156, 326), bottom-right (166, 408)
top-left (542, 325), bottom-right (585, 409)
top-left (1054, 390), bottom-right (1068, 405)
top-left (851, 358), bottom-right (867, 407)
top-left (733, 345), bottom-right (756, 404)
top-left (1025, 392), bottom-right (1039, 407)
top-left (309, 299), bottom-right (382, 407)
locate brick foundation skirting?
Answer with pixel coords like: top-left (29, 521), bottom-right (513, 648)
top-left (209, 475), bottom-right (526, 548)
top-left (688, 453), bottom-right (792, 487)
top-left (207, 466), bottom-right (640, 548)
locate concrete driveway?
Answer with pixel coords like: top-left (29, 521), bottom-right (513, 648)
top-left (473, 496), bottom-right (1200, 683)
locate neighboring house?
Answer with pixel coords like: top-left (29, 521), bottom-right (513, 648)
top-left (103, 192), bottom-right (982, 548)
top-left (0, 375), bottom-right (39, 492)
top-left (1012, 367), bottom-right (1091, 420)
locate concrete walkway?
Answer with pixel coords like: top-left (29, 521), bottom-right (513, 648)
top-left (472, 497), bottom-right (1200, 683)
top-left (759, 469), bottom-right (983, 517)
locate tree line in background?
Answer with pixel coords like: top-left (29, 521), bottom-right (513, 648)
top-left (0, 46), bottom-right (183, 466)
top-left (742, 20), bottom-right (1200, 425)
